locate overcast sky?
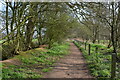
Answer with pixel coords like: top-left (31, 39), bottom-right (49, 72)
top-left (0, 0), bottom-right (5, 11)
top-left (0, 2), bottom-right (2, 11)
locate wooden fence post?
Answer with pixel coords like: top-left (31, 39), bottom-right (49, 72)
top-left (88, 44), bottom-right (91, 55)
top-left (85, 42), bottom-right (87, 50)
top-left (111, 53), bottom-right (116, 79)
top-left (95, 46), bottom-right (98, 53)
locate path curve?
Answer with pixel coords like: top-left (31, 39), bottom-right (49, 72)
top-left (44, 43), bottom-right (93, 78)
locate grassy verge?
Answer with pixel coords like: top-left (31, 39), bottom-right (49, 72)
top-left (1, 42), bottom-right (70, 79)
top-left (74, 41), bottom-right (120, 79)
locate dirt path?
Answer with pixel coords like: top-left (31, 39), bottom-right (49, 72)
top-left (44, 43), bottom-right (93, 78)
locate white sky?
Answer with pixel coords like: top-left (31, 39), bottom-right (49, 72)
top-left (0, 2), bottom-right (2, 10)
top-left (0, 0), bottom-right (5, 11)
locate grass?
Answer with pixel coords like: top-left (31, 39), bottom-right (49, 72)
top-left (2, 42), bottom-right (70, 79)
top-left (42, 67), bottom-right (53, 72)
top-left (74, 41), bottom-right (120, 79)
top-left (0, 40), bottom-right (6, 44)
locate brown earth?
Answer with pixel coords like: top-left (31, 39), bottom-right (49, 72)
top-left (44, 43), bottom-right (93, 78)
top-left (0, 58), bottom-right (22, 65)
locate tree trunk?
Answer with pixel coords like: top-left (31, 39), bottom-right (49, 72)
top-left (10, 2), bottom-right (16, 41)
top-left (26, 19), bottom-right (34, 50)
top-left (6, 2), bottom-right (10, 43)
top-left (111, 2), bottom-right (117, 78)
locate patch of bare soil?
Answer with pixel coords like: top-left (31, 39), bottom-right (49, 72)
top-left (39, 45), bottom-right (48, 48)
top-left (0, 58), bottom-right (22, 65)
top-left (38, 45), bottom-right (48, 52)
top-left (44, 43), bottom-right (93, 78)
